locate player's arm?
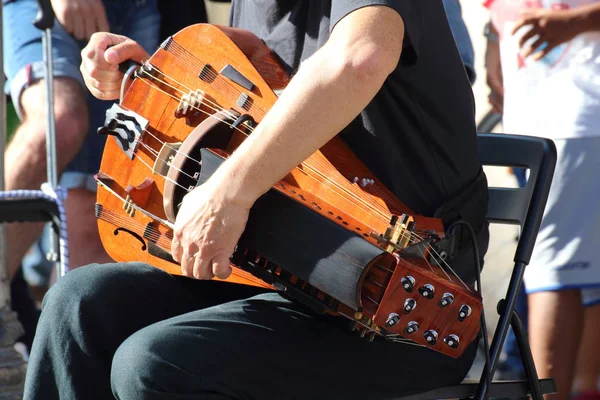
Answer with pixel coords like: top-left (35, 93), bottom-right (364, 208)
top-left (208, 5), bottom-right (404, 208)
top-left (172, 5), bottom-right (406, 279)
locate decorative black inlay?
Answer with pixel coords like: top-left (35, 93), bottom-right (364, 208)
top-left (236, 93), bottom-right (249, 108)
top-left (199, 64), bottom-right (217, 83)
top-left (94, 203), bottom-right (103, 219)
top-left (143, 222), bottom-right (153, 240)
top-left (220, 64), bottom-right (255, 91)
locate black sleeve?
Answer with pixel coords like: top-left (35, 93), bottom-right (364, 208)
top-left (330, 0), bottom-right (420, 66)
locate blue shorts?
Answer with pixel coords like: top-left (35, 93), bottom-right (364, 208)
top-left (3, 0), bottom-right (161, 191)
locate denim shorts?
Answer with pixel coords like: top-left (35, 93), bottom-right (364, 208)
top-left (3, 0), bottom-right (160, 191)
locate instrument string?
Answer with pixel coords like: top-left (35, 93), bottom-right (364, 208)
top-left (121, 65), bottom-right (472, 292)
top-left (162, 43), bottom-right (244, 96)
top-left (132, 151), bottom-right (192, 193)
top-left (99, 210), bottom-right (168, 244)
top-left (138, 57), bottom-right (406, 225)
top-left (139, 64), bottom-right (389, 216)
top-left (136, 140), bottom-right (199, 181)
top-left (135, 131), bottom-right (469, 289)
top-left (410, 230), bottom-right (470, 290)
top-left (161, 39), bottom-right (269, 116)
top-left (143, 63), bottom-right (400, 226)
top-left (137, 63), bottom-right (403, 226)
top-left (141, 127), bottom-right (202, 165)
top-left (165, 49), bottom-right (246, 105)
top-left (138, 68), bottom-right (247, 135)
top-left (99, 179), bottom-right (467, 291)
top-left (136, 67), bottom-right (399, 224)
top-left (145, 64), bottom-right (242, 123)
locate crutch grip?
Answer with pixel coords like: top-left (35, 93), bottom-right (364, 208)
top-left (33, 0), bottom-right (55, 31)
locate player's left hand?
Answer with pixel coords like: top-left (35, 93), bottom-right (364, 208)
top-left (511, 8), bottom-right (583, 60)
top-left (171, 181), bottom-right (251, 280)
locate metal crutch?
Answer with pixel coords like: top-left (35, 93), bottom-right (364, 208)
top-left (34, 0), bottom-right (69, 279)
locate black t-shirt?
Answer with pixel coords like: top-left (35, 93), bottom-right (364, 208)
top-left (229, 0), bottom-right (482, 217)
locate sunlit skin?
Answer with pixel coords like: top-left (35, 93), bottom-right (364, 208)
top-left (80, 6), bottom-right (405, 280)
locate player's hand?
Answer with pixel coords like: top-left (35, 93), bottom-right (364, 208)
top-left (511, 8), bottom-right (583, 60)
top-left (51, 0), bottom-right (109, 40)
top-left (80, 32), bottom-right (148, 100)
top-left (171, 180), bottom-right (252, 281)
top-left (485, 40), bottom-right (504, 113)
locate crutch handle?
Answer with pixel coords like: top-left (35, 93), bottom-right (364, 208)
top-left (33, 0), bottom-right (55, 31)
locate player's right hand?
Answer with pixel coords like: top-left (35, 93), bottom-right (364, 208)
top-left (80, 32), bottom-right (149, 101)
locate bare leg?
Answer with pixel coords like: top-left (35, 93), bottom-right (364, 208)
top-left (572, 304), bottom-right (600, 394)
top-left (5, 78), bottom-right (88, 278)
top-left (528, 290), bottom-right (584, 400)
top-left (48, 187), bottom-right (113, 286)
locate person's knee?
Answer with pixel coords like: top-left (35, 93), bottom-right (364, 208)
top-left (39, 265), bottom-right (101, 332)
top-left (19, 78), bottom-right (89, 167)
top-left (42, 264), bottom-right (105, 308)
top-left (111, 327), bottom-right (221, 399)
top-left (110, 330), bottom-right (166, 399)
top-left (41, 264), bottom-right (128, 327)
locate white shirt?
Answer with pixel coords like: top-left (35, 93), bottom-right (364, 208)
top-left (489, 0), bottom-right (600, 139)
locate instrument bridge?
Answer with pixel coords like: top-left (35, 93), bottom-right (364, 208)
top-left (371, 214), bottom-right (416, 253)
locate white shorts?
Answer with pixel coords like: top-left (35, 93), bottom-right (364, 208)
top-left (524, 137), bottom-right (600, 307)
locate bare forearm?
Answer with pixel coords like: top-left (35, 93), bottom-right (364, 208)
top-left (208, 6), bottom-right (404, 207)
top-left (573, 3), bottom-right (600, 32)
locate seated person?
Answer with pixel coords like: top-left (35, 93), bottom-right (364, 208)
top-left (24, 1), bottom-right (490, 399)
top-left (2, 0), bottom-right (160, 356)
top-left (2, 0), bottom-right (160, 277)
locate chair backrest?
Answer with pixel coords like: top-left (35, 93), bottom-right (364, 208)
top-left (477, 133), bottom-right (557, 264)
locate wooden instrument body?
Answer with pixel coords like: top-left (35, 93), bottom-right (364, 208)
top-left (95, 24), bottom-right (481, 357)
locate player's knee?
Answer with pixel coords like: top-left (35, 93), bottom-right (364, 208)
top-left (42, 265), bottom-right (102, 308)
top-left (111, 327), bottom-right (218, 398)
top-left (110, 332), bottom-right (164, 399)
top-left (39, 266), bottom-right (102, 334)
top-left (20, 78), bottom-right (89, 163)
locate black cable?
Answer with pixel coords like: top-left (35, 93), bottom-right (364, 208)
top-left (447, 220), bottom-right (491, 400)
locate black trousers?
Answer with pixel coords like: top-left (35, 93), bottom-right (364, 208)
top-left (24, 263), bottom-right (477, 400)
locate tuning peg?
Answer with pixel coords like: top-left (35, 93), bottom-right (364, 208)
top-left (444, 334), bottom-right (460, 349)
top-left (403, 321), bottom-right (419, 335)
top-left (419, 284), bottom-right (435, 299)
top-left (439, 293), bottom-right (455, 308)
top-left (385, 312), bottom-right (401, 328)
top-left (403, 298), bottom-right (417, 314)
top-left (424, 330), bottom-right (438, 346)
top-left (401, 276), bottom-right (416, 292)
top-left (458, 305), bottom-right (472, 322)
